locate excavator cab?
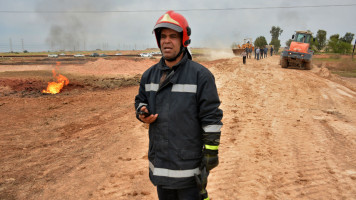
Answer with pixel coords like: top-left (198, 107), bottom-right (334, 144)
top-left (293, 32), bottom-right (311, 43)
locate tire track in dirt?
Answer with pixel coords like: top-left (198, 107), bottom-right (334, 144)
top-left (269, 118), bottom-right (342, 199)
top-left (206, 56), bottom-right (356, 199)
top-left (208, 57), bottom-right (278, 199)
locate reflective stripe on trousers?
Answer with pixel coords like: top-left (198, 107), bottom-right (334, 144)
top-left (149, 161), bottom-right (201, 178)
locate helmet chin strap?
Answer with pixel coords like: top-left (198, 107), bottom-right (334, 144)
top-left (163, 46), bottom-right (185, 62)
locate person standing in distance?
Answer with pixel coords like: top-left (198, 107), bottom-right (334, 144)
top-left (134, 10), bottom-right (223, 200)
top-left (242, 50), bottom-right (247, 64)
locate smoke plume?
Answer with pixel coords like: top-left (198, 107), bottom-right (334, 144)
top-left (36, 0), bottom-right (114, 51)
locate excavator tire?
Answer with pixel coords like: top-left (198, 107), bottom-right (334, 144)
top-left (304, 61), bottom-right (311, 70)
top-left (281, 57), bottom-right (288, 68)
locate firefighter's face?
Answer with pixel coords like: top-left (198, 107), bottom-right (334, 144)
top-left (160, 28), bottom-right (182, 60)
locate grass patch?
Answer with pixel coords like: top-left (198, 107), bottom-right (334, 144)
top-left (332, 70), bottom-right (356, 78)
top-left (313, 56), bottom-right (342, 62)
top-left (313, 54), bottom-right (356, 78)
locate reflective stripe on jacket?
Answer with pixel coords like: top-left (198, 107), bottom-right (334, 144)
top-left (135, 53), bottom-right (223, 189)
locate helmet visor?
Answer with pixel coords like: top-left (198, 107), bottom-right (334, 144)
top-left (153, 22), bottom-right (183, 33)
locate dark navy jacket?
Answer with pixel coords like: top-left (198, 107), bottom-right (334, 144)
top-left (135, 53), bottom-right (223, 189)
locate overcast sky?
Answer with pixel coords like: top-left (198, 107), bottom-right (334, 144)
top-left (0, 0), bottom-right (355, 52)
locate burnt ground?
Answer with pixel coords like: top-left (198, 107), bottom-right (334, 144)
top-left (0, 71), bottom-right (140, 98)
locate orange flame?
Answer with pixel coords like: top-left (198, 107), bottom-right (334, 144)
top-left (42, 62), bottom-right (69, 94)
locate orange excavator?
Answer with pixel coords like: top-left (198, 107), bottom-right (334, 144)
top-left (232, 38), bottom-right (254, 56)
top-left (280, 31), bottom-right (314, 70)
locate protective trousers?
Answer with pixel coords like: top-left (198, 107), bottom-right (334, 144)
top-left (157, 185), bottom-right (200, 200)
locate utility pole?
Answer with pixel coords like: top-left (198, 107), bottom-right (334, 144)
top-left (9, 38), bottom-right (13, 52)
top-left (353, 39), bottom-right (355, 60)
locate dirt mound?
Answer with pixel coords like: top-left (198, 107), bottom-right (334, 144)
top-left (0, 78), bottom-right (47, 97)
top-left (312, 66), bottom-right (356, 92)
top-left (313, 66), bottom-right (332, 78)
top-left (0, 57), bottom-right (154, 97)
top-left (60, 58), bottom-right (156, 76)
top-left (0, 75), bottom-right (140, 98)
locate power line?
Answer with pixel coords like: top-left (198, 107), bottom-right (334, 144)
top-left (0, 4), bottom-right (355, 13)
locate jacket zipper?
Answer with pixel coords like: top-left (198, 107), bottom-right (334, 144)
top-left (157, 70), bottom-right (175, 93)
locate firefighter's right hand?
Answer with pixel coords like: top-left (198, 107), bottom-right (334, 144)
top-left (138, 106), bottom-right (158, 124)
top-left (194, 167), bottom-right (209, 199)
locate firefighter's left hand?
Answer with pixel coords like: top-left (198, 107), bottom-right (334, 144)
top-left (138, 106), bottom-right (158, 124)
top-left (202, 153), bottom-right (219, 171)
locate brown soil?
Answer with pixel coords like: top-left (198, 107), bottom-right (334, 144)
top-left (1, 55), bottom-right (356, 200)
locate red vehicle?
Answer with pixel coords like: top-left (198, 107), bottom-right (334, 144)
top-left (280, 31), bottom-right (314, 70)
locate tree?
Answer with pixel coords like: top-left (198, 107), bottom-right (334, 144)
top-left (254, 36), bottom-right (268, 48)
top-left (328, 34), bottom-right (352, 54)
top-left (308, 31), bottom-right (318, 52)
top-left (269, 26), bottom-right (283, 53)
top-left (340, 32), bottom-right (355, 44)
top-left (316, 30), bottom-right (327, 51)
top-left (330, 34), bottom-right (340, 41)
top-left (269, 38), bottom-right (281, 53)
top-left (270, 26), bottom-right (283, 40)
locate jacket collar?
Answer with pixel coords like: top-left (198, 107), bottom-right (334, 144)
top-left (158, 52), bottom-right (189, 72)
top-left (157, 52), bottom-right (189, 85)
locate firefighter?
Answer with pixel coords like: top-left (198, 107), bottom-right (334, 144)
top-left (135, 10), bottom-right (223, 200)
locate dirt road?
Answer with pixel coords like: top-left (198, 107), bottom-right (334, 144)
top-left (1, 55), bottom-right (356, 199)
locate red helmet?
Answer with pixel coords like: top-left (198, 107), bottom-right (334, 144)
top-left (153, 10), bottom-right (191, 48)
